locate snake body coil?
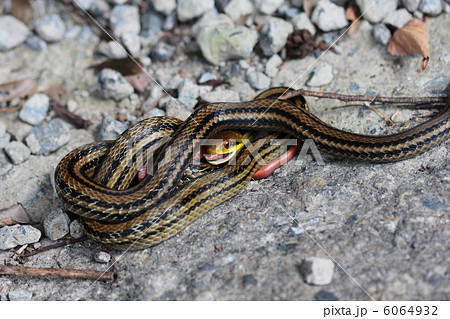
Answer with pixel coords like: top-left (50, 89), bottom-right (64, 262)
top-left (55, 88), bottom-right (449, 249)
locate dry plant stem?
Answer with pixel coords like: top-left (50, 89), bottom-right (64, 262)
top-left (280, 89), bottom-right (447, 105)
top-left (11, 238), bottom-right (87, 257)
top-left (0, 264), bottom-right (114, 282)
top-left (50, 100), bottom-right (92, 129)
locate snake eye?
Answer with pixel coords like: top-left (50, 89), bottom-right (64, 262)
top-left (224, 140), bottom-right (230, 149)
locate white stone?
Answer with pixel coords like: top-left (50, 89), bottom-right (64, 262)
top-left (153, 0), bottom-right (176, 15)
top-left (0, 225), bottom-right (41, 250)
top-left (259, 17), bottom-right (293, 57)
top-left (110, 5), bottom-right (140, 37)
top-left (34, 14), bottom-right (66, 42)
top-left (300, 257), bottom-right (335, 285)
top-left (177, 0), bottom-right (215, 22)
top-left (0, 15), bottom-right (30, 51)
top-left (224, 0), bottom-right (254, 22)
top-left (307, 63), bottom-right (334, 87)
top-left (311, 0), bottom-right (348, 32)
top-left (254, 0), bottom-right (284, 15)
top-left (292, 12), bottom-right (316, 35)
top-left (356, 0), bottom-right (397, 23)
top-left (265, 54), bottom-right (283, 77)
top-left (383, 9), bottom-right (413, 29)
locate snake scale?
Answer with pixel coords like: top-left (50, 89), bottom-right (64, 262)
top-left (55, 88), bottom-right (450, 249)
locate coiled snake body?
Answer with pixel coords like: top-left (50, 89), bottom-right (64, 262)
top-left (55, 88), bottom-right (450, 249)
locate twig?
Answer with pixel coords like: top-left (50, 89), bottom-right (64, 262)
top-left (0, 264), bottom-right (114, 282)
top-left (332, 103), bottom-right (396, 126)
top-left (50, 100), bottom-right (92, 129)
top-left (280, 89), bottom-right (447, 105)
top-left (11, 238), bottom-right (87, 257)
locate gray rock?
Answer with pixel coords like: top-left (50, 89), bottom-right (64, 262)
top-left (89, 0), bottom-right (111, 17)
top-left (19, 93), bottom-right (50, 125)
top-left (292, 12), bottom-right (316, 35)
top-left (110, 5), bottom-right (140, 37)
top-left (402, 0), bottom-right (421, 12)
top-left (153, 0), bottom-right (176, 15)
top-left (69, 220), bottom-right (85, 239)
top-left (200, 90), bottom-right (240, 102)
top-left (122, 33), bottom-right (141, 56)
top-left (0, 15), bottom-right (30, 51)
top-left (63, 25), bottom-right (82, 40)
top-left (142, 11), bottom-right (164, 34)
top-left (98, 115), bottom-right (128, 140)
top-left (4, 141), bottom-right (31, 165)
top-left (299, 257), bottom-right (335, 285)
top-left (97, 68), bottom-right (134, 101)
top-left (373, 24), bottom-right (392, 46)
top-left (163, 11), bottom-right (177, 31)
top-left (97, 41), bottom-right (127, 59)
top-left (356, 0), bottom-right (397, 23)
top-left (0, 225), bottom-right (41, 250)
top-left (311, 0), bottom-right (348, 32)
top-left (0, 122), bottom-right (10, 149)
top-left (43, 208), bottom-right (70, 241)
top-left (152, 41), bottom-right (175, 61)
top-left (254, 0), bottom-right (284, 15)
top-left (241, 274), bottom-right (258, 287)
top-left (197, 23), bottom-right (258, 65)
top-left (77, 25), bottom-right (99, 44)
top-left (146, 107), bottom-right (166, 117)
top-left (178, 79), bottom-right (200, 109)
top-left (34, 14), bottom-right (66, 42)
top-left (1, 294), bottom-right (8, 301)
top-left (0, 152), bottom-right (12, 176)
top-left (8, 290), bottom-right (32, 301)
top-left (259, 17), bottom-right (293, 57)
top-left (383, 9), bottom-right (412, 29)
top-left (224, 0), bottom-right (254, 22)
top-left (177, 0), bottom-right (215, 22)
top-left (307, 63), bottom-right (334, 87)
top-left (94, 251), bottom-right (111, 263)
top-left (265, 54), bottom-right (283, 78)
top-left (164, 99), bottom-right (192, 121)
top-left (246, 69), bottom-right (271, 90)
top-left (25, 119), bottom-right (71, 155)
top-left (198, 72), bottom-right (217, 83)
top-left (419, 0), bottom-right (443, 15)
top-left (25, 34), bottom-right (47, 52)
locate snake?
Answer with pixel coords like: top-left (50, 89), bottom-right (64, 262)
top-left (55, 87), bottom-right (450, 250)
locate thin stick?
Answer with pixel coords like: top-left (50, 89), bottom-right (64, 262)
top-left (11, 238), bottom-right (87, 257)
top-left (50, 100), bottom-right (92, 129)
top-left (280, 89), bottom-right (447, 105)
top-left (0, 264), bottom-right (114, 282)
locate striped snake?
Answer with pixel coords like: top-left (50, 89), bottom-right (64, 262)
top-left (55, 88), bottom-right (450, 249)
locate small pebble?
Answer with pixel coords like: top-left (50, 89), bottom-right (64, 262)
top-left (383, 9), bottom-right (413, 29)
top-left (246, 69), bottom-right (271, 90)
top-left (314, 290), bottom-right (339, 301)
top-left (355, 0), bottom-right (397, 23)
top-left (198, 72), bottom-right (217, 83)
top-left (4, 141), bottom-right (31, 165)
top-left (97, 41), bottom-right (127, 59)
top-left (403, 0), bottom-right (421, 12)
top-left (419, 0), bottom-right (443, 15)
top-left (153, 0), bottom-right (176, 15)
top-left (66, 99), bottom-right (78, 112)
top-left (0, 225), bottom-right (41, 250)
top-left (265, 54), bottom-right (283, 78)
top-left (299, 257), bottom-right (335, 285)
top-left (94, 251), bottom-right (111, 263)
top-left (292, 12), bottom-right (316, 35)
top-left (19, 93), bottom-right (50, 125)
top-left (178, 79), bottom-right (200, 109)
top-left (306, 63), bottom-right (334, 87)
top-left (224, 0), bottom-right (254, 22)
top-left (349, 82), bottom-right (360, 92)
top-left (373, 24), bottom-right (392, 46)
top-left (34, 14), bottom-right (66, 42)
top-left (177, 0), bottom-right (215, 22)
top-left (259, 17), bottom-right (293, 57)
top-left (121, 33), bottom-right (141, 57)
top-left (63, 25), bottom-right (82, 40)
top-left (98, 115), bottom-right (129, 140)
top-left (152, 41), bottom-right (175, 62)
top-left (25, 119), bottom-right (71, 155)
top-left (97, 68), bottom-right (134, 101)
top-left (8, 290), bottom-right (32, 301)
top-left (164, 99), bottom-right (192, 121)
top-left (69, 220), bottom-right (85, 239)
top-left (241, 274), bottom-right (258, 287)
top-left (110, 5), bottom-right (141, 37)
top-left (254, 0), bottom-right (284, 15)
top-left (43, 208), bottom-right (71, 241)
top-left (25, 34), bottom-right (47, 51)
top-left (0, 15), bottom-right (30, 51)
top-left (311, 0), bottom-right (348, 32)
top-left (77, 25), bottom-right (99, 44)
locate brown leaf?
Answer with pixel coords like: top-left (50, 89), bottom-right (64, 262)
top-left (387, 18), bottom-right (430, 72)
top-left (11, 0), bottom-right (32, 24)
top-left (0, 203), bottom-right (30, 226)
top-left (124, 73), bottom-right (149, 93)
top-left (91, 57), bottom-right (143, 76)
top-left (345, 5), bottom-right (361, 36)
top-left (43, 85), bottom-right (66, 103)
top-left (0, 78), bottom-right (38, 103)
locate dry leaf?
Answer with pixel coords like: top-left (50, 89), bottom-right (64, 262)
top-left (124, 73), bottom-right (149, 93)
top-left (11, 0), bottom-right (32, 24)
top-left (345, 5), bottom-right (361, 36)
top-left (0, 203), bottom-right (30, 226)
top-left (0, 78), bottom-right (38, 103)
top-left (91, 57), bottom-right (143, 76)
top-left (43, 85), bottom-right (66, 103)
top-left (387, 18), bottom-right (430, 72)
top-left (303, 0), bottom-right (319, 17)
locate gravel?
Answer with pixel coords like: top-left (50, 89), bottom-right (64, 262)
top-left (0, 15), bottom-right (30, 51)
top-left (94, 251), bottom-right (111, 263)
top-left (306, 63), bottom-right (334, 87)
top-left (153, 0), bottom-right (176, 16)
top-left (310, 0), bottom-right (348, 32)
top-left (373, 24), bottom-right (392, 46)
top-left (246, 69), bottom-right (271, 90)
top-left (110, 5), bottom-right (140, 37)
top-left (8, 290), bottom-right (33, 301)
top-left (43, 208), bottom-right (71, 241)
top-left (4, 141), bottom-right (31, 165)
top-left (151, 41), bottom-right (175, 61)
top-left (265, 54), bottom-right (283, 78)
top-left (97, 68), bottom-right (135, 101)
top-left (258, 17), bottom-right (293, 57)
top-left (254, 0), bottom-right (284, 15)
top-left (419, 0), bottom-right (443, 15)
top-left (224, 0), bottom-right (254, 22)
top-left (19, 93), bottom-right (50, 126)
top-left (0, 225), bottom-right (41, 250)
top-left (292, 12), bottom-right (316, 35)
top-left (34, 14), bottom-right (66, 42)
top-left (177, 0), bottom-right (215, 22)
top-left (299, 257), bottom-right (335, 285)
top-left (69, 220), bottom-right (85, 239)
top-left (356, 0), bottom-right (398, 23)
top-left (25, 119), bottom-right (71, 155)
top-left (98, 114), bottom-right (129, 140)
top-left (383, 9), bottom-right (413, 28)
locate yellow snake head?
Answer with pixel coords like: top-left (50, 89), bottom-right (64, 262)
top-left (202, 131), bottom-right (252, 165)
